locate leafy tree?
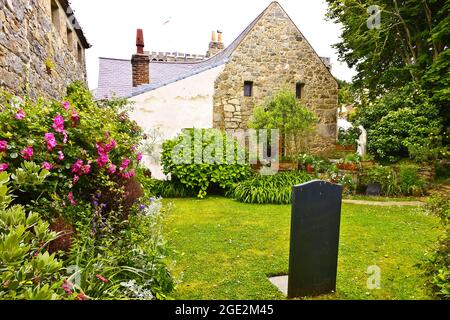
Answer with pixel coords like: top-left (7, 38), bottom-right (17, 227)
top-left (326, 0), bottom-right (449, 96)
top-left (249, 88), bottom-right (318, 157)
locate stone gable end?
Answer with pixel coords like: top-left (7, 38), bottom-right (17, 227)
top-left (213, 2), bottom-right (338, 154)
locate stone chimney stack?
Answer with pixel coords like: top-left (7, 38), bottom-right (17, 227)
top-left (207, 30), bottom-right (224, 58)
top-left (132, 29), bottom-right (150, 87)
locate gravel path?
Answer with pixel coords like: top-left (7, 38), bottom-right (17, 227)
top-left (343, 199), bottom-right (425, 207)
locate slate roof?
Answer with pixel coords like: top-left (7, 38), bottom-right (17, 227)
top-left (95, 2), bottom-right (266, 100)
top-left (95, 1), bottom-right (335, 100)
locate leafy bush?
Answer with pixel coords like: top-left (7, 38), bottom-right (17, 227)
top-left (398, 165), bottom-right (426, 196)
top-left (363, 166), bottom-right (399, 196)
top-left (152, 180), bottom-right (197, 198)
top-left (338, 127), bottom-right (361, 147)
top-left (363, 164), bottom-right (426, 196)
top-left (0, 172), bottom-right (65, 300)
top-left (423, 195), bottom-right (450, 300)
top-left (161, 129), bottom-right (252, 198)
top-left (354, 85), bottom-right (443, 163)
top-left (66, 197), bottom-right (175, 300)
top-left (0, 82), bottom-right (143, 220)
top-left (0, 83), bottom-right (174, 300)
top-left (229, 171), bottom-right (314, 204)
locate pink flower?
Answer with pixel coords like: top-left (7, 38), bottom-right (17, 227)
top-left (75, 293), bottom-right (89, 301)
top-left (62, 280), bottom-right (74, 296)
top-left (52, 115), bottom-right (65, 133)
top-left (95, 274), bottom-right (109, 284)
top-left (0, 141), bottom-right (7, 153)
top-left (105, 139), bottom-right (117, 152)
top-left (68, 191), bottom-right (76, 206)
top-left (0, 163), bottom-right (8, 172)
top-left (15, 109), bottom-right (25, 120)
top-left (96, 154), bottom-right (109, 168)
top-left (130, 145), bottom-right (136, 152)
top-left (71, 160), bottom-right (84, 174)
top-left (120, 159), bottom-right (131, 171)
top-left (137, 153), bottom-right (143, 162)
top-left (73, 175), bottom-right (80, 184)
top-left (129, 170), bottom-right (136, 178)
top-left (108, 164), bottom-right (117, 174)
top-left (58, 151), bottom-right (65, 161)
top-left (62, 101), bottom-right (71, 110)
top-left (83, 163), bottom-right (91, 175)
top-left (42, 162), bottom-right (53, 171)
top-left (20, 146), bottom-right (33, 160)
top-left (71, 109), bottom-right (79, 127)
top-left (63, 131), bottom-right (68, 144)
top-left (44, 133), bottom-right (57, 151)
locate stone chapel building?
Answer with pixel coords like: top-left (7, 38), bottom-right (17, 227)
top-left (95, 2), bottom-right (338, 176)
top-left (0, 0), bottom-right (90, 99)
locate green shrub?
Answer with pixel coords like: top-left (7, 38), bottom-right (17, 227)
top-left (153, 180), bottom-right (197, 198)
top-left (66, 197), bottom-right (175, 300)
top-left (362, 164), bottom-right (427, 196)
top-left (0, 172), bottom-right (66, 300)
top-left (423, 195), bottom-right (450, 300)
top-left (398, 165), bottom-right (426, 196)
top-left (354, 84), bottom-right (444, 163)
top-left (363, 166), bottom-right (399, 196)
top-left (0, 82), bottom-right (143, 221)
top-left (338, 127), bottom-right (361, 147)
top-left (161, 129), bottom-right (252, 198)
top-left (0, 84), bottom-right (174, 300)
top-left (229, 171), bottom-right (314, 204)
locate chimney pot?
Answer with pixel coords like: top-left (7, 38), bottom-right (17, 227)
top-left (211, 31), bottom-right (217, 42)
top-left (217, 31), bottom-right (223, 43)
top-left (136, 29), bottom-right (144, 54)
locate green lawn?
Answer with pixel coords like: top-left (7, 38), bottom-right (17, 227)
top-left (163, 197), bottom-right (441, 300)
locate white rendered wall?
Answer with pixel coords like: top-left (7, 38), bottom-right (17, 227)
top-left (130, 65), bottom-right (225, 179)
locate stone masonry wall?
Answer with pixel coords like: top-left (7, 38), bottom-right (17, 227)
top-left (212, 2), bottom-right (338, 154)
top-left (0, 0), bottom-right (87, 100)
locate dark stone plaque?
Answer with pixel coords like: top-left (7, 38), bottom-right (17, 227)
top-left (288, 180), bottom-right (343, 298)
top-left (366, 183), bottom-right (382, 196)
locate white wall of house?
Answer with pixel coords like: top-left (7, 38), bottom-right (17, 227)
top-left (129, 65), bottom-right (225, 179)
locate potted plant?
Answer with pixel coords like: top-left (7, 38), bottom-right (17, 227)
top-left (299, 154), bottom-right (316, 173)
top-left (336, 127), bottom-right (361, 151)
top-left (337, 153), bottom-right (361, 171)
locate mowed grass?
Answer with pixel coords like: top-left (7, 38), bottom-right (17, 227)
top-left (163, 197), bottom-right (441, 300)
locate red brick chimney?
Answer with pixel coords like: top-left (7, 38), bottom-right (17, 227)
top-left (132, 29), bottom-right (150, 87)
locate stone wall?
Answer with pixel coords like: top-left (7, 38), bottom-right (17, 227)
top-left (212, 2), bottom-right (338, 154)
top-left (0, 0), bottom-right (88, 100)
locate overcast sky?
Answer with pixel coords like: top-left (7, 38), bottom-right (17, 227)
top-left (70, 0), bottom-right (356, 89)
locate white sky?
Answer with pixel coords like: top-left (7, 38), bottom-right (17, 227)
top-left (69, 0), bottom-right (356, 89)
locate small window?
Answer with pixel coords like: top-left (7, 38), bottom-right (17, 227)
top-left (77, 43), bottom-right (83, 63)
top-left (51, 0), bottom-right (60, 32)
top-left (244, 81), bottom-right (253, 97)
top-left (67, 26), bottom-right (73, 50)
top-left (296, 83), bottom-right (305, 99)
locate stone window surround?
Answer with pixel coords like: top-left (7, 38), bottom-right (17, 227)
top-left (48, 0), bottom-right (84, 64)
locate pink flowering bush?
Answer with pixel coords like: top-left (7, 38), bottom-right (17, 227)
top-left (0, 82), bottom-right (143, 218)
top-left (0, 82), bottom-right (174, 300)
